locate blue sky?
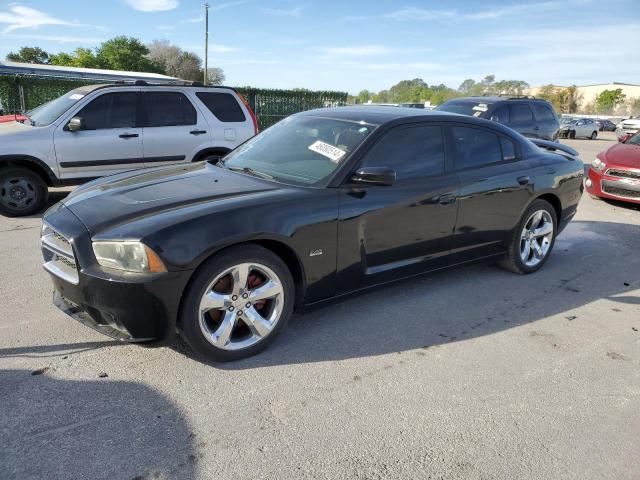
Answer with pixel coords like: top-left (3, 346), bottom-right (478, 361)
top-left (0, 0), bottom-right (638, 93)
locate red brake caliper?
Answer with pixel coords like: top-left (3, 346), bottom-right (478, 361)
top-left (247, 273), bottom-right (266, 310)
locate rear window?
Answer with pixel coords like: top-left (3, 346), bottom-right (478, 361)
top-left (531, 104), bottom-right (556, 122)
top-left (196, 92), bottom-right (246, 122)
top-left (435, 100), bottom-right (492, 118)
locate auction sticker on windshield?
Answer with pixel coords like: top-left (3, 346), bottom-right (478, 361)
top-left (308, 140), bottom-right (347, 163)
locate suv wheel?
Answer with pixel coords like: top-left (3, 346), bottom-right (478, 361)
top-left (179, 245), bottom-right (294, 361)
top-left (0, 167), bottom-right (49, 217)
top-left (499, 199), bottom-right (557, 274)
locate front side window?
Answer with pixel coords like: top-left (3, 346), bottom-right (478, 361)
top-left (143, 92), bottom-right (197, 127)
top-left (509, 104), bottom-right (533, 125)
top-left (196, 92), bottom-right (246, 122)
top-left (75, 92), bottom-right (137, 130)
top-left (452, 126), bottom-right (502, 170)
top-left (222, 115), bottom-right (375, 186)
top-left (360, 125), bottom-right (445, 180)
top-left (491, 105), bottom-right (510, 124)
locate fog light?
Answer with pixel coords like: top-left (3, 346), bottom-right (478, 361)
top-left (585, 178), bottom-right (593, 188)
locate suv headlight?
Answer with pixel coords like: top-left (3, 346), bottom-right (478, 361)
top-left (92, 241), bottom-right (167, 273)
top-left (592, 158), bottom-right (606, 171)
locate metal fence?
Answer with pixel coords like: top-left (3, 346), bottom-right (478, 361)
top-left (0, 76), bottom-right (348, 128)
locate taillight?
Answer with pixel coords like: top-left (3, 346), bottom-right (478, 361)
top-left (237, 93), bottom-right (259, 134)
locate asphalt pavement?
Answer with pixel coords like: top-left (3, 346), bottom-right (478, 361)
top-left (0, 131), bottom-right (638, 480)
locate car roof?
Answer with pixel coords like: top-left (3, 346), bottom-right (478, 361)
top-left (444, 96), bottom-right (549, 104)
top-left (299, 105), bottom-right (464, 125)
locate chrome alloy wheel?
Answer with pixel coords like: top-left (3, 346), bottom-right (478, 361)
top-left (520, 210), bottom-right (554, 267)
top-left (198, 262), bottom-right (284, 351)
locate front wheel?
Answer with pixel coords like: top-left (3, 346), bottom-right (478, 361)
top-left (590, 131), bottom-right (598, 140)
top-left (0, 167), bottom-right (49, 217)
top-left (499, 199), bottom-right (557, 274)
top-left (179, 245), bottom-right (294, 361)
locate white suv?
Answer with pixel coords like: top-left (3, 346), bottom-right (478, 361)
top-left (0, 82), bottom-right (258, 216)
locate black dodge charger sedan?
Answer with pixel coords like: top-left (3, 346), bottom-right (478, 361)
top-left (41, 107), bottom-right (584, 361)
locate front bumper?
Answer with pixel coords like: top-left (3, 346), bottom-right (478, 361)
top-left (43, 203), bottom-right (193, 344)
top-left (585, 166), bottom-right (640, 204)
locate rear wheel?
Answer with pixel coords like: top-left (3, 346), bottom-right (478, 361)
top-left (499, 199), bottom-right (557, 274)
top-left (0, 167), bottom-right (48, 217)
top-left (179, 245), bottom-right (294, 361)
top-left (590, 131), bottom-right (598, 140)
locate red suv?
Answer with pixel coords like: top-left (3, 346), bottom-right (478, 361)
top-left (586, 132), bottom-right (640, 204)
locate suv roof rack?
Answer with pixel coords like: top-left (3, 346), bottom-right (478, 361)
top-left (96, 80), bottom-right (237, 92)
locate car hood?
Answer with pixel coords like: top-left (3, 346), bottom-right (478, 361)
top-left (602, 142), bottom-right (640, 168)
top-left (0, 120), bottom-right (31, 134)
top-left (63, 162), bottom-right (281, 234)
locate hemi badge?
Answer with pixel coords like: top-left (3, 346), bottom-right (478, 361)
top-left (309, 249), bottom-right (323, 257)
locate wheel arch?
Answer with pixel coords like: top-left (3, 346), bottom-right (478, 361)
top-left (0, 155), bottom-right (56, 186)
top-left (534, 192), bottom-right (562, 227)
top-left (192, 147), bottom-right (232, 162)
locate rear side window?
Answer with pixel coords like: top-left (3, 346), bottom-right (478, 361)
top-left (143, 92), bottom-right (197, 127)
top-left (362, 125), bottom-right (445, 179)
top-left (76, 92), bottom-right (137, 130)
top-left (500, 137), bottom-right (517, 161)
top-left (531, 104), bottom-right (556, 122)
top-left (452, 126), bottom-right (502, 170)
top-left (509, 104), bottom-right (533, 125)
top-left (196, 92), bottom-right (246, 122)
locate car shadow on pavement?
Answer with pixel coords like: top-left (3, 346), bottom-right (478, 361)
top-left (201, 219), bottom-right (639, 370)
top-left (0, 340), bottom-right (120, 359)
top-left (0, 369), bottom-right (198, 480)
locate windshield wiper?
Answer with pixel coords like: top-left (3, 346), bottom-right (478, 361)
top-left (226, 166), bottom-right (275, 180)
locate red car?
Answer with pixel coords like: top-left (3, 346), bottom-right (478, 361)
top-left (0, 113), bottom-right (27, 123)
top-left (586, 132), bottom-right (640, 204)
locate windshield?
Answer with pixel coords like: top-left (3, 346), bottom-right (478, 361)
top-left (627, 132), bottom-right (640, 145)
top-left (221, 115), bottom-right (375, 186)
top-left (435, 100), bottom-right (491, 117)
top-left (28, 89), bottom-right (89, 126)
top-left (560, 118), bottom-right (574, 124)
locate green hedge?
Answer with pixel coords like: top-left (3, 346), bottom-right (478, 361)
top-left (0, 76), bottom-right (348, 128)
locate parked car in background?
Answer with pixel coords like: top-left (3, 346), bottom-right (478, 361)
top-left (616, 117), bottom-right (640, 140)
top-left (586, 131), bottom-right (640, 204)
top-left (0, 113), bottom-right (28, 123)
top-left (596, 119), bottom-right (616, 131)
top-left (0, 82), bottom-right (259, 216)
top-left (557, 117), bottom-right (599, 139)
top-left (41, 106), bottom-right (584, 361)
top-left (435, 96), bottom-right (560, 141)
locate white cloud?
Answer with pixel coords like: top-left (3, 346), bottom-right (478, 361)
top-left (261, 6), bottom-right (303, 17)
top-left (124, 0), bottom-right (179, 12)
top-left (319, 45), bottom-right (393, 57)
top-left (156, 25), bottom-right (175, 31)
top-left (212, 1), bottom-right (246, 12)
top-left (209, 44), bottom-right (241, 53)
top-left (0, 5), bottom-right (79, 33)
top-left (184, 14), bottom-right (204, 23)
top-left (3, 33), bottom-right (104, 44)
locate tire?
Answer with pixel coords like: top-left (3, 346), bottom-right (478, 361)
top-left (590, 131), bottom-right (598, 140)
top-left (568, 130), bottom-right (576, 139)
top-left (0, 167), bottom-right (49, 217)
top-left (179, 245), bottom-right (295, 361)
top-left (498, 199), bottom-right (558, 275)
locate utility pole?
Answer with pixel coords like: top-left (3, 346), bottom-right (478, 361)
top-left (204, 3), bottom-right (209, 85)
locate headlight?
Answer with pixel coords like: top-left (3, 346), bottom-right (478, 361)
top-left (592, 158), bottom-right (606, 171)
top-left (92, 241), bottom-right (166, 273)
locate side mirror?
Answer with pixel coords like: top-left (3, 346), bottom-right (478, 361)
top-left (490, 115), bottom-right (499, 122)
top-left (67, 117), bottom-right (84, 132)
top-left (351, 167), bottom-right (396, 186)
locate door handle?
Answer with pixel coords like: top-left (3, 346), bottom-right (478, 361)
top-left (190, 130), bottom-right (207, 135)
top-left (534, 126), bottom-right (540, 131)
top-left (517, 175), bottom-right (531, 185)
top-left (119, 133), bottom-right (139, 139)
top-left (438, 194), bottom-right (456, 205)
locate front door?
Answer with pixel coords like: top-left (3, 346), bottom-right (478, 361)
top-left (53, 91), bottom-right (143, 180)
top-left (140, 91), bottom-right (209, 167)
top-left (337, 124), bottom-right (459, 293)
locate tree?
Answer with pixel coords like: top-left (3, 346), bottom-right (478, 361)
top-left (96, 36), bottom-right (162, 72)
top-left (206, 67), bottom-right (226, 85)
top-left (6, 46), bottom-right (50, 64)
top-left (147, 40), bottom-right (202, 81)
top-left (458, 79), bottom-right (476, 94)
top-left (595, 89), bottom-right (626, 114)
top-left (357, 89), bottom-right (371, 104)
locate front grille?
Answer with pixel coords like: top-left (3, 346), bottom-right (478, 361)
top-left (602, 185), bottom-right (640, 200)
top-left (605, 169), bottom-right (640, 180)
top-left (41, 224), bottom-right (79, 284)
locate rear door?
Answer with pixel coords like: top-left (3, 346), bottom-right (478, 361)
top-left (194, 90), bottom-right (255, 148)
top-left (449, 124), bottom-right (537, 262)
top-left (53, 90), bottom-right (143, 179)
top-left (337, 123), bottom-right (459, 291)
top-left (140, 90), bottom-right (208, 167)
